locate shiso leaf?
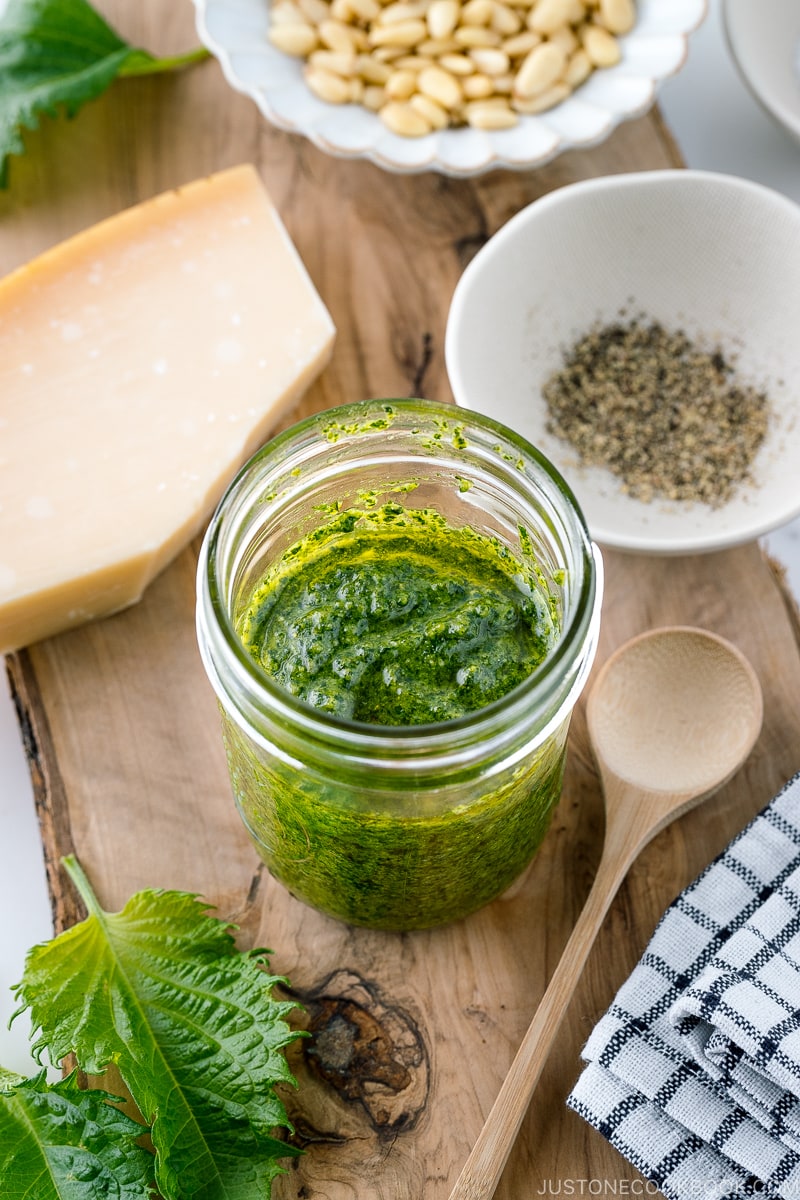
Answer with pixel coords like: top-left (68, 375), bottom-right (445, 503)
top-left (0, 0), bottom-right (208, 185)
top-left (0, 1069), bottom-right (153, 1200)
top-left (0, 1065), bottom-right (26, 1092)
top-left (13, 856), bottom-right (302, 1200)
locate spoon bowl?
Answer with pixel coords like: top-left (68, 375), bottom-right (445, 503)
top-left (448, 626), bottom-right (763, 1200)
top-left (589, 625), bottom-right (764, 820)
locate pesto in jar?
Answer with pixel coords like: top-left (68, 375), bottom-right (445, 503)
top-left (222, 502), bottom-right (568, 930)
top-left (223, 708), bottom-right (568, 930)
top-left (237, 503), bottom-right (558, 725)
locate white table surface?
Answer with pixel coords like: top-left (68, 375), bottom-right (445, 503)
top-left (2, 0), bottom-right (800, 1078)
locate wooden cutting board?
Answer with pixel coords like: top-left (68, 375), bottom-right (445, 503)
top-left (5, 3), bottom-right (800, 1196)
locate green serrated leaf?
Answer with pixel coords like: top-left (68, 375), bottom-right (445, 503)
top-left (0, 1065), bottom-right (26, 1093)
top-left (0, 1069), bottom-right (154, 1200)
top-left (0, 0), bottom-right (209, 185)
top-left (14, 858), bottom-right (303, 1200)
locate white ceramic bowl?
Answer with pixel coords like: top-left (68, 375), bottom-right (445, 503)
top-left (723, 0), bottom-right (800, 145)
top-left (445, 169), bottom-right (800, 555)
top-left (194, 0), bottom-right (706, 177)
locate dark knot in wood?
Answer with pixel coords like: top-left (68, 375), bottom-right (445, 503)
top-left (299, 968), bottom-right (429, 1136)
top-left (307, 998), bottom-right (412, 1098)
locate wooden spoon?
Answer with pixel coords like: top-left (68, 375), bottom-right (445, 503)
top-left (448, 625), bottom-right (763, 1200)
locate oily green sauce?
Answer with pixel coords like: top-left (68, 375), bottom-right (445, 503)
top-left (226, 501), bottom-right (567, 929)
top-left (223, 708), bottom-right (568, 930)
top-left (238, 503), bottom-right (557, 725)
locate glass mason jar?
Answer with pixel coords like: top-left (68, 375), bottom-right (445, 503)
top-left (196, 398), bottom-right (602, 931)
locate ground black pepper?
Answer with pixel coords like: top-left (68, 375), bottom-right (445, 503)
top-left (542, 319), bottom-right (769, 506)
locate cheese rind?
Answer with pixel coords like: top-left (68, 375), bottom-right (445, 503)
top-left (0, 165), bottom-right (335, 653)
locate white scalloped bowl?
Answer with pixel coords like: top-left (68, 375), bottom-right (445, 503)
top-left (194, 0), bottom-right (707, 176)
top-left (445, 170), bottom-right (800, 554)
top-left (723, 0), bottom-right (800, 145)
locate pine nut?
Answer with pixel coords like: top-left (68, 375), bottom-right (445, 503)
top-left (394, 54), bottom-right (432, 69)
top-left (502, 30), bottom-right (541, 56)
top-left (385, 67), bottom-right (418, 97)
top-left (348, 0), bottom-right (382, 18)
top-left (349, 77), bottom-right (365, 100)
top-left (410, 92), bottom-right (450, 128)
top-left (305, 65), bottom-right (352, 101)
top-left (270, 1), bottom-right (307, 26)
top-left (470, 47), bottom-right (510, 74)
top-left (269, 23), bottom-right (319, 55)
top-left (372, 43), bottom-right (407, 59)
top-left (512, 80), bottom-right (570, 110)
top-left (427, 0), bottom-right (460, 38)
top-left (454, 25), bottom-right (502, 46)
top-left (378, 2), bottom-right (427, 23)
top-left (598, 0), bottom-right (634, 34)
top-left (581, 22), bottom-right (620, 66)
top-left (418, 64), bottom-right (464, 107)
top-left (309, 48), bottom-right (359, 72)
top-left (418, 37), bottom-right (460, 55)
top-left (514, 41), bottom-right (566, 97)
top-left (379, 100), bottom-right (433, 134)
top-left (439, 52), bottom-right (476, 75)
top-left (368, 17), bottom-right (428, 44)
top-left (298, 0), bottom-right (331, 23)
top-left (461, 0), bottom-right (494, 25)
top-left (490, 2), bottom-right (522, 35)
top-left (491, 71), bottom-right (513, 91)
top-left (465, 98), bottom-right (517, 127)
top-left (356, 53), bottom-right (392, 82)
top-left (465, 94), bottom-right (511, 108)
top-left (563, 46), bottom-right (591, 87)
top-left (548, 25), bottom-right (578, 55)
top-left (319, 18), bottom-right (357, 51)
top-left (528, 0), bottom-right (574, 34)
top-left (462, 71), bottom-right (494, 97)
top-left (362, 83), bottom-right (387, 109)
top-left (330, 0), bottom-right (353, 17)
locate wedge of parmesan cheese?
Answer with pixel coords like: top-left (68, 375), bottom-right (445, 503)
top-left (0, 164), bottom-right (335, 653)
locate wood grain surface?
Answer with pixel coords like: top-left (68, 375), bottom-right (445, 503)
top-left (5, 3), bottom-right (800, 1197)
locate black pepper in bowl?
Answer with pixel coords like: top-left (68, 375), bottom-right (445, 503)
top-left (542, 319), bottom-right (769, 506)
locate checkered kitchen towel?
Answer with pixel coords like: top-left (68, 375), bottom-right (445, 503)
top-left (568, 771), bottom-right (800, 1200)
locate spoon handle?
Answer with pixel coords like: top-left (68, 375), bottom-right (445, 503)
top-left (447, 845), bottom-right (634, 1200)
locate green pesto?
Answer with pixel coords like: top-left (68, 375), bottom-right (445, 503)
top-left (237, 504), bottom-right (558, 726)
top-left (321, 406), bottom-right (396, 443)
top-left (226, 501), bottom-right (567, 929)
top-left (418, 414), bottom-right (473, 453)
top-left (223, 708), bottom-right (568, 929)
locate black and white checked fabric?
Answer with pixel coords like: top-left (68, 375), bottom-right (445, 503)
top-left (568, 771), bottom-right (800, 1200)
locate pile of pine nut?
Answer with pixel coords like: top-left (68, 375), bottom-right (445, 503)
top-left (268, 0), bottom-right (635, 136)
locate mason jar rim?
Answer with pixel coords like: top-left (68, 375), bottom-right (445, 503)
top-left (196, 397), bottom-right (601, 765)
